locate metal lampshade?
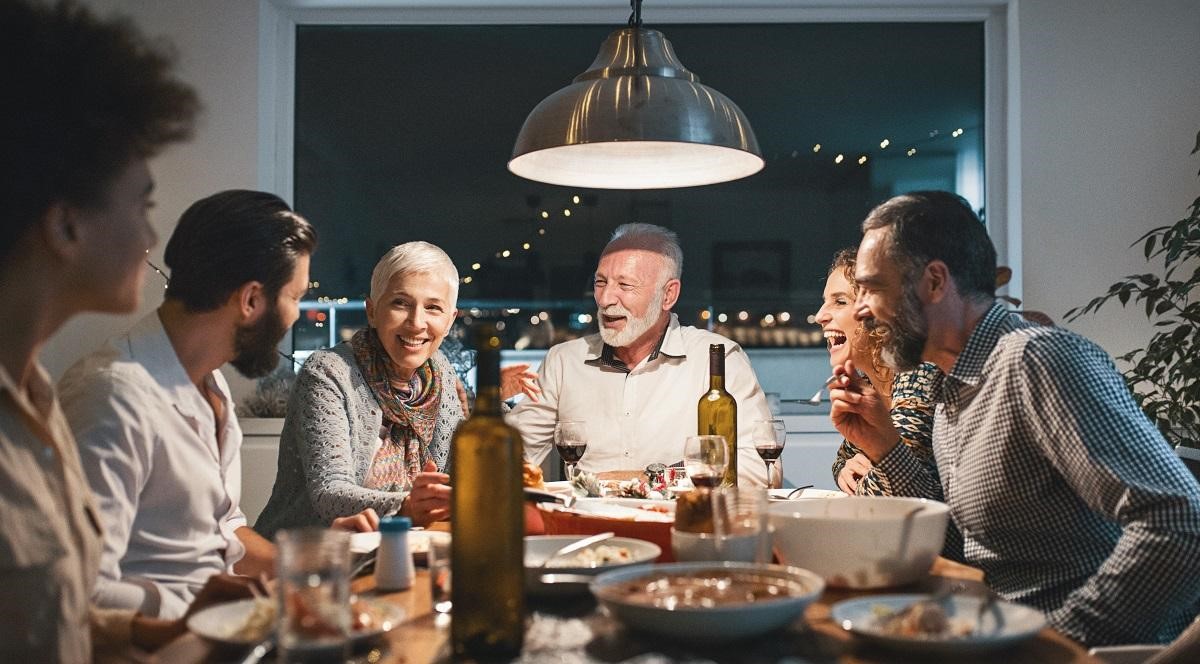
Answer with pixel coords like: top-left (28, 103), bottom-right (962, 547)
top-left (508, 26), bottom-right (764, 189)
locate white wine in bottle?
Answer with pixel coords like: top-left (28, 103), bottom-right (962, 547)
top-left (451, 323), bottom-right (524, 658)
top-left (697, 343), bottom-right (738, 487)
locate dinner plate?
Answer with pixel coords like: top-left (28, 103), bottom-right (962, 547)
top-left (349, 529), bottom-right (450, 565)
top-left (830, 593), bottom-right (1046, 655)
top-left (187, 597), bottom-right (405, 648)
top-left (553, 499), bottom-right (675, 523)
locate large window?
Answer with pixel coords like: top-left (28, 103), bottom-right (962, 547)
top-left (290, 21), bottom-right (984, 356)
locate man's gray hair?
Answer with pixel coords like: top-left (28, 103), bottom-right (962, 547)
top-left (369, 241), bottom-right (459, 309)
top-left (601, 223), bottom-right (683, 281)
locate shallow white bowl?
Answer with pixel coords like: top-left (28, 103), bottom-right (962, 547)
top-left (524, 535), bottom-right (660, 596)
top-left (590, 561), bottom-right (824, 643)
top-left (769, 496), bottom-right (950, 588)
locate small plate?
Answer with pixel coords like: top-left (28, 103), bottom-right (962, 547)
top-left (830, 593), bottom-right (1046, 655)
top-left (187, 597), bottom-right (405, 648)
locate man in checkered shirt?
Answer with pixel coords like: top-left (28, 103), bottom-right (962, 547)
top-left (829, 190), bottom-right (1200, 646)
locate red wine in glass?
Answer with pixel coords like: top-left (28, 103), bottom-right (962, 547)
top-left (556, 443), bottom-right (587, 464)
top-left (689, 471), bottom-right (724, 488)
top-left (755, 445), bottom-right (784, 461)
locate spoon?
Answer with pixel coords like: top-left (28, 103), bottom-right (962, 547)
top-left (539, 532), bottom-right (615, 568)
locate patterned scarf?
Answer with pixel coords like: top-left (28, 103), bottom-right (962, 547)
top-left (351, 327), bottom-right (442, 491)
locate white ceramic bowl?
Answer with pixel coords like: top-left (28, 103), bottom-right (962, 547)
top-left (590, 561), bottom-right (824, 643)
top-left (524, 535), bottom-right (660, 596)
top-left (769, 496), bottom-right (950, 588)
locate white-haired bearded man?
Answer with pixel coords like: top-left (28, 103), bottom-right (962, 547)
top-left (509, 223), bottom-right (772, 486)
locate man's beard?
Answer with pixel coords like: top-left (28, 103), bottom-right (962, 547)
top-left (869, 283), bottom-right (928, 372)
top-left (231, 300), bottom-right (289, 378)
top-left (598, 288), bottom-right (666, 348)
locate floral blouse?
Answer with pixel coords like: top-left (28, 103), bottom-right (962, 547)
top-left (831, 362), bottom-right (940, 495)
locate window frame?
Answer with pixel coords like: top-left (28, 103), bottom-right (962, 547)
top-left (259, 0), bottom-right (1020, 301)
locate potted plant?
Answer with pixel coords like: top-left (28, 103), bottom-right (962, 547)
top-left (1066, 130), bottom-right (1200, 451)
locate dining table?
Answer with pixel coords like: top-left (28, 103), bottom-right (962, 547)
top-left (157, 553), bottom-right (1099, 663)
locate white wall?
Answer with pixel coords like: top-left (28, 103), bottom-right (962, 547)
top-left (43, 0), bottom-right (1200, 398)
top-left (1018, 0), bottom-right (1200, 357)
top-left (43, 0), bottom-right (262, 399)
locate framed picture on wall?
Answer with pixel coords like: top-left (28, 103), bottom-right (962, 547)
top-left (712, 241), bottom-right (791, 297)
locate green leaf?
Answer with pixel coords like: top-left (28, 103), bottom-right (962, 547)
top-left (1193, 129), bottom-right (1200, 155)
top-left (1144, 233), bottom-right (1158, 259)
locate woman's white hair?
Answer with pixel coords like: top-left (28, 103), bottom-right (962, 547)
top-left (369, 241), bottom-right (459, 309)
top-left (601, 222), bottom-right (683, 282)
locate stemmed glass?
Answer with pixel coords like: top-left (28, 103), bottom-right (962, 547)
top-left (683, 435), bottom-right (728, 488)
top-left (554, 421), bottom-right (588, 481)
top-left (753, 419), bottom-right (787, 489)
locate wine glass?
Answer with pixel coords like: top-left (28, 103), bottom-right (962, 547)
top-left (753, 419), bottom-right (787, 489)
top-left (683, 435), bottom-right (728, 488)
top-left (554, 421), bottom-right (588, 481)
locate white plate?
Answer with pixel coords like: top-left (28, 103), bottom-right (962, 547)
top-left (550, 498), bottom-right (675, 523)
top-left (769, 488), bottom-right (846, 500)
top-left (830, 593), bottom-right (1046, 655)
top-left (349, 530), bottom-right (450, 563)
top-left (186, 597), bottom-right (405, 648)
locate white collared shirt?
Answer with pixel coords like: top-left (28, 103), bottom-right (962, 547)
top-left (58, 312), bottom-right (246, 619)
top-left (508, 313), bottom-right (771, 486)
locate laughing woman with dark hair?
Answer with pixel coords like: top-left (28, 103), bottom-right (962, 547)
top-left (814, 249), bottom-right (940, 496)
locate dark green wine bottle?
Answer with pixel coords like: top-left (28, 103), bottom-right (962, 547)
top-left (451, 324), bottom-right (524, 657)
top-left (698, 343), bottom-right (738, 487)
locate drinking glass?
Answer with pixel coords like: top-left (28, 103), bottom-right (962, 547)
top-left (684, 435), bottom-right (728, 488)
top-left (711, 486), bottom-right (772, 563)
top-left (753, 419), bottom-right (788, 489)
top-left (428, 535), bottom-right (452, 615)
top-left (554, 421), bottom-right (588, 481)
top-left (276, 528), bottom-right (351, 662)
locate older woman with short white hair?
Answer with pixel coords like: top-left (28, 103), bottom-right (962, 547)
top-left (256, 241), bottom-right (535, 534)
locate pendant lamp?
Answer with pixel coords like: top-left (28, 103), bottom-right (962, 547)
top-left (508, 0), bottom-right (763, 190)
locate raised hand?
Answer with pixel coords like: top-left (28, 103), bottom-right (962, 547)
top-left (828, 359), bottom-right (900, 461)
top-left (401, 459), bottom-right (451, 526)
top-left (501, 363), bottom-right (541, 402)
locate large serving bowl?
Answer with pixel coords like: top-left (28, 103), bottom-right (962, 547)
top-left (590, 561), bottom-right (824, 643)
top-left (769, 496), bottom-right (950, 589)
top-left (524, 535), bottom-right (660, 596)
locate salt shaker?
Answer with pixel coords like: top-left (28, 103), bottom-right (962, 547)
top-left (375, 516), bottom-right (415, 591)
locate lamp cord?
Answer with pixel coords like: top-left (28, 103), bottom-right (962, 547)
top-left (628, 0), bottom-right (642, 27)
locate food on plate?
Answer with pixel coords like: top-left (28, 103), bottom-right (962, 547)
top-left (544, 544), bottom-right (633, 568)
top-left (570, 470), bottom-right (603, 497)
top-left (603, 569), bottom-right (811, 608)
top-left (673, 489), bottom-right (715, 533)
top-left (523, 461), bottom-right (545, 489)
top-left (615, 478), bottom-right (666, 500)
top-left (872, 600), bottom-right (973, 639)
top-left (230, 598), bottom-right (275, 640)
top-left (222, 595), bottom-right (385, 643)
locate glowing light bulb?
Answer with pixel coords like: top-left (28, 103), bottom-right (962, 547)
top-left (834, 154), bottom-right (844, 164)
top-left (880, 138), bottom-right (890, 149)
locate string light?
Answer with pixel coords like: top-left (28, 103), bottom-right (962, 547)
top-left (562, 209), bottom-right (571, 217)
top-left (572, 195), bottom-right (581, 204)
top-left (717, 313), bottom-right (728, 323)
top-left (857, 155), bottom-right (868, 165)
top-left (501, 249), bottom-right (511, 258)
top-left (834, 154), bottom-right (844, 164)
top-left (906, 148), bottom-right (917, 157)
top-left (471, 262), bottom-right (481, 270)
top-left (522, 242), bottom-right (531, 250)
top-left (879, 138), bottom-right (890, 149)
top-left (812, 143), bottom-right (821, 153)
top-left (540, 210), bottom-right (549, 219)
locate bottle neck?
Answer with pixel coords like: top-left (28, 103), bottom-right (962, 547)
top-left (708, 348), bottom-right (725, 391)
top-left (475, 348), bottom-right (503, 415)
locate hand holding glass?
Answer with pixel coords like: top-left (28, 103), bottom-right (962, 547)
top-left (684, 435), bottom-right (728, 488)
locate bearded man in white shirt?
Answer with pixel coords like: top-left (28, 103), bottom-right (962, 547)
top-left (508, 223), bottom-right (772, 486)
top-left (58, 190), bottom-right (375, 620)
